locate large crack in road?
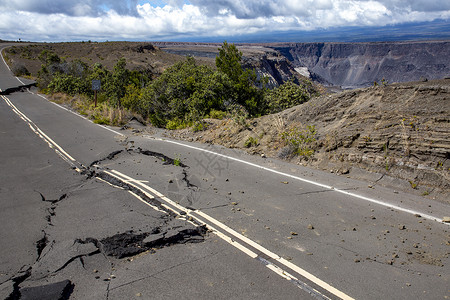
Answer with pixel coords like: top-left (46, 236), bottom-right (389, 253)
top-left (2, 146), bottom-right (208, 300)
top-left (0, 83), bottom-right (37, 96)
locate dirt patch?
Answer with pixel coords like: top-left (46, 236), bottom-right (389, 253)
top-left (170, 79), bottom-right (450, 202)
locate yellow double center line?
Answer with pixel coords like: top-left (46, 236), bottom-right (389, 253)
top-left (105, 168), bottom-right (354, 300)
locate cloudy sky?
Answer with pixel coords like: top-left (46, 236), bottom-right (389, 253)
top-left (0, 0), bottom-right (449, 42)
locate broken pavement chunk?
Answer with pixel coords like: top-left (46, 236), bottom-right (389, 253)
top-left (99, 220), bottom-right (207, 259)
top-left (20, 280), bottom-right (73, 300)
top-left (142, 233), bottom-right (165, 246)
top-left (101, 232), bottom-right (148, 258)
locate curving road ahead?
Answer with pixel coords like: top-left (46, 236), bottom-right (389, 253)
top-left (1, 43), bottom-right (449, 300)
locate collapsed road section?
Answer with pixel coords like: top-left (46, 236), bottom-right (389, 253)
top-left (1, 85), bottom-right (354, 300)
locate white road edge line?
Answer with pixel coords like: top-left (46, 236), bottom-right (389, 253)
top-left (1, 46), bottom-right (27, 86)
top-left (1, 46), bottom-right (13, 72)
top-left (149, 137), bottom-right (447, 224)
top-left (108, 168), bottom-right (354, 300)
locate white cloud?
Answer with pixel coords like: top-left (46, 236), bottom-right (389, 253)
top-left (0, 0), bottom-right (449, 41)
top-left (0, 0), bottom-right (140, 16)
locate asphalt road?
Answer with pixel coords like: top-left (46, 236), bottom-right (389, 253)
top-left (1, 43), bottom-right (449, 300)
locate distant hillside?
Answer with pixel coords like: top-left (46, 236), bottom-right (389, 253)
top-left (272, 41), bottom-right (450, 88)
top-left (3, 42), bottom-right (215, 79)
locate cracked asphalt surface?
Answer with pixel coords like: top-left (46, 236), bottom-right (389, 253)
top-left (0, 85), bottom-right (306, 300)
top-left (1, 43), bottom-right (449, 299)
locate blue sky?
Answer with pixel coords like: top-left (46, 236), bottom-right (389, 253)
top-left (0, 0), bottom-right (449, 42)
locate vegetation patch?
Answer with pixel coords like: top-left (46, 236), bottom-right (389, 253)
top-left (192, 121), bottom-right (208, 132)
top-left (8, 42), bottom-right (317, 131)
top-left (244, 136), bottom-right (259, 148)
top-left (281, 125), bottom-right (317, 159)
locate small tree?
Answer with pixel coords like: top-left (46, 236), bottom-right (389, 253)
top-left (264, 78), bottom-right (311, 113)
top-left (216, 41), bottom-right (266, 116)
top-left (104, 58), bottom-right (130, 107)
top-left (216, 41), bottom-right (243, 84)
top-left (139, 57), bottom-right (230, 127)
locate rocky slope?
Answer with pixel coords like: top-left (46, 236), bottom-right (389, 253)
top-left (171, 79), bottom-right (450, 202)
top-left (272, 41), bottom-right (450, 88)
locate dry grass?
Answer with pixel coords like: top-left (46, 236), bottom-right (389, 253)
top-left (50, 93), bottom-right (134, 126)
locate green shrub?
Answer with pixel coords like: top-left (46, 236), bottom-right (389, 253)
top-left (122, 84), bottom-right (143, 112)
top-left (48, 74), bottom-right (89, 95)
top-left (93, 117), bottom-right (110, 125)
top-left (281, 125), bottom-right (317, 158)
top-left (166, 118), bottom-right (188, 130)
top-left (209, 109), bottom-right (227, 120)
top-left (264, 79), bottom-right (316, 114)
top-left (192, 121), bottom-right (208, 132)
top-left (174, 155), bottom-right (181, 166)
top-left (244, 136), bottom-right (258, 148)
top-left (139, 56), bottom-right (231, 127)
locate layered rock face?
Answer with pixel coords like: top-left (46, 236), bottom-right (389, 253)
top-left (274, 41), bottom-right (450, 88)
top-left (242, 53), bottom-right (301, 88)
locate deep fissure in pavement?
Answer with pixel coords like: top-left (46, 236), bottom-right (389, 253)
top-left (137, 147), bottom-right (188, 167)
top-left (35, 232), bottom-right (48, 259)
top-left (90, 148), bottom-right (189, 168)
top-left (5, 269), bottom-right (31, 300)
top-left (73, 221), bottom-right (207, 259)
top-left (38, 192), bottom-right (68, 226)
top-left (0, 83), bottom-right (36, 95)
top-left (89, 150), bottom-right (124, 167)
